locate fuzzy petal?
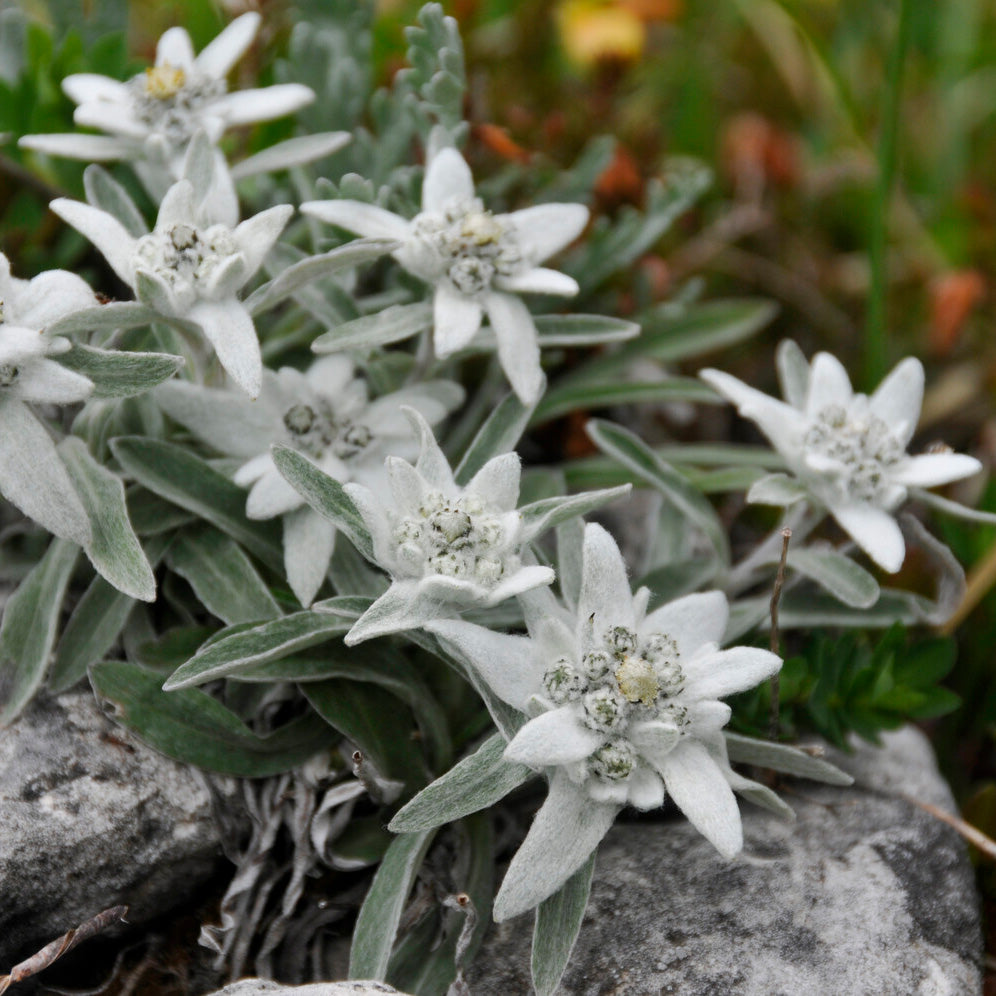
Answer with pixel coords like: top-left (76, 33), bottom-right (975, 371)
top-left (155, 180), bottom-right (197, 229)
top-left (422, 147), bottom-right (475, 212)
top-left (304, 353), bottom-right (356, 395)
top-left (156, 27), bottom-right (196, 70)
top-left (195, 12), bottom-right (261, 77)
top-left (186, 298), bottom-right (262, 399)
top-left (506, 707), bottom-right (602, 767)
top-left (233, 204), bottom-right (294, 277)
top-left (656, 739), bottom-right (743, 859)
top-left (805, 352), bottom-right (853, 418)
top-left (212, 84), bottom-right (315, 126)
top-left (384, 456), bottom-right (428, 518)
top-left (682, 647), bottom-right (781, 702)
top-left (283, 506), bottom-right (336, 607)
top-left (427, 618), bottom-right (542, 711)
top-left (15, 360), bottom-right (93, 404)
top-left (577, 522), bottom-right (634, 639)
top-left (630, 720), bottom-right (680, 769)
top-left (485, 565), bottom-right (556, 605)
top-left (493, 771), bottom-right (617, 922)
top-left (73, 103), bottom-right (148, 139)
top-left (247, 468), bottom-right (304, 519)
top-left (507, 203), bottom-right (589, 262)
top-left (62, 73), bottom-right (130, 105)
top-left (299, 200), bottom-right (411, 240)
top-left (831, 502), bottom-right (906, 573)
top-left (483, 291), bottom-right (544, 405)
top-left (640, 590), bottom-right (729, 659)
top-left (891, 452), bottom-right (981, 488)
top-left (49, 199), bottom-right (136, 285)
top-left (687, 700), bottom-right (733, 734)
top-left (343, 482), bottom-right (395, 567)
top-left (494, 267), bottom-right (579, 297)
top-left (626, 765), bottom-right (666, 811)
top-left (405, 407), bottom-right (455, 491)
top-left (344, 580), bottom-right (425, 645)
top-left (19, 132), bottom-right (137, 162)
top-left (466, 452), bottom-right (521, 511)
top-left (433, 283), bottom-right (483, 356)
top-left (868, 357), bottom-right (924, 445)
top-left (15, 270), bottom-right (96, 328)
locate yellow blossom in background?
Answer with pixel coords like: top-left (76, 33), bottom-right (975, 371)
top-left (556, 0), bottom-right (681, 67)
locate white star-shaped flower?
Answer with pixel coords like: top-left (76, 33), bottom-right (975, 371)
top-left (51, 179), bottom-right (292, 399)
top-left (701, 343), bottom-right (982, 572)
top-left (341, 408), bottom-right (556, 644)
top-left (428, 522), bottom-right (781, 920)
top-left (157, 356), bottom-right (464, 606)
top-left (301, 147), bottom-right (589, 404)
top-left (20, 14), bottom-right (313, 192)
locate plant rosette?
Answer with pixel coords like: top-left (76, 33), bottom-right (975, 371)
top-left (428, 522), bottom-right (783, 920)
top-left (302, 146), bottom-right (589, 404)
top-left (157, 355), bottom-right (464, 606)
top-left (702, 341), bottom-right (982, 572)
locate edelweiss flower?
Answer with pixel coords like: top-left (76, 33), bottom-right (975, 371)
top-left (428, 523), bottom-right (781, 920)
top-left (702, 344), bottom-right (982, 572)
top-left (20, 14), bottom-right (313, 183)
top-left (157, 356), bottom-right (463, 606)
top-left (52, 179), bottom-right (292, 398)
top-left (342, 408), bottom-right (556, 644)
top-left (301, 147), bottom-right (589, 404)
top-left (0, 254), bottom-right (98, 543)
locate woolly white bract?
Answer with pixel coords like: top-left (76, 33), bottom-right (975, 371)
top-left (429, 522), bottom-right (781, 920)
top-left (702, 342), bottom-right (982, 573)
top-left (342, 408), bottom-right (556, 644)
top-left (157, 356), bottom-right (464, 607)
top-left (51, 179), bottom-right (291, 399)
top-left (20, 13), bottom-right (315, 210)
top-left (302, 146), bottom-right (588, 404)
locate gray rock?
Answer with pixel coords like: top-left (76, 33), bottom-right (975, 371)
top-left (469, 726), bottom-right (982, 996)
top-left (0, 691), bottom-right (240, 962)
top-left (205, 982), bottom-right (406, 995)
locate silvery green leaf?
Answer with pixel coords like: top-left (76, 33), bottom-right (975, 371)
top-left (231, 131), bottom-right (352, 179)
top-left (311, 301), bottom-right (433, 353)
top-left (724, 597), bottom-right (769, 642)
top-left (0, 538), bottom-right (78, 727)
top-left (0, 399), bottom-right (90, 546)
top-left (730, 775), bottom-right (796, 820)
top-left (111, 437), bottom-right (283, 571)
top-left (329, 537), bottom-right (389, 599)
top-left (640, 557), bottom-right (721, 609)
top-left (271, 444), bottom-right (373, 561)
top-left (912, 487), bottom-right (996, 525)
top-left (56, 343), bottom-right (185, 398)
top-left (50, 533), bottom-right (171, 694)
top-left (532, 313), bottom-right (639, 346)
top-left (46, 302), bottom-right (159, 338)
top-left (59, 437), bottom-right (156, 602)
top-left (167, 525), bottom-right (281, 625)
top-left (348, 829), bottom-right (437, 981)
top-left (586, 419), bottom-right (730, 564)
top-left (454, 391), bottom-right (534, 487)
top-left (787, 547), bottom-right (880, 609)
top-left (83, 164), bottom-right (147, 237)
top-left (181, 130), bottom-right (216, 194)
top-left (775, 338), bottom-right (810, 408)
top-left (162, 601), bottom-right (367, 690)
top-left (89, 660), bottom-right (335, 777)
top-left (724, 732), bottom-right (853, 786)
top-left (531, 852), bottom-right (596, 996)
top-left (389, 734), bottom-right (532, 833)
top-left (747, 472), bottom-right (809, 507)
top-left (246, 238), bottom-right (398, 315)
top-left (532, 377), bottom-right (718, 427)
top-left (519, 485), bottom-right (632, 542)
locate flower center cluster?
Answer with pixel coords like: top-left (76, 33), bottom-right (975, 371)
top-left (804, 404), bottom-right (904, 504)
top-left (282, 402), bottom-right (373, 462)
top-left (391, 491), bottom-right (511, 587)
top-left (408, 197), bottom-right (524, 296)
top-left (543, 625), bottom-right (686, 783)
top-left (133, 223), bottom-right (239, 312)
top-left (129, 64), bottom-right (226, 143)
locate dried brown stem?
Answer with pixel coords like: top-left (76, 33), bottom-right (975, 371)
top-left (0, 906), bottom-right (128, 994)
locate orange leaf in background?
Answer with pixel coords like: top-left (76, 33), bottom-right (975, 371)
top-left (473, 123), bottom-right (532, 164)
top-left (619, 0), bottom-right (683, 21)
top-left (929, 270), bottom-right (985, 357)
top-left (557, 0), bottom-right (646, 66)
top-left (594, 144), bottom-right (644, 207)
top-left (721, 112), bottom-right (800, 194)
